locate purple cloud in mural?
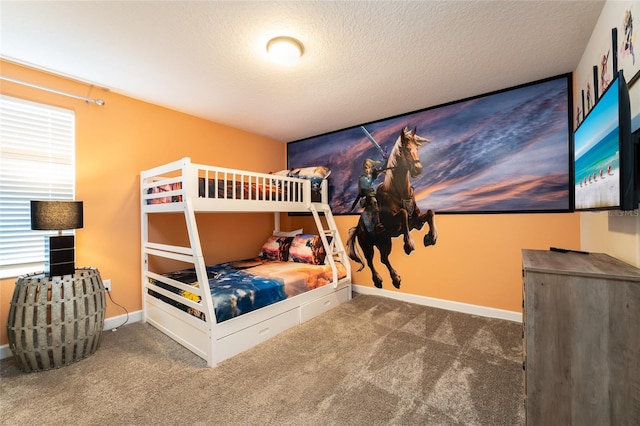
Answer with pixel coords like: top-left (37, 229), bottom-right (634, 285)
top-left (288, 74), bottom-right (572, 214)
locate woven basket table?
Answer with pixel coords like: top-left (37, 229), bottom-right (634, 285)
top-left (6, 268), bottom-right (106, 372)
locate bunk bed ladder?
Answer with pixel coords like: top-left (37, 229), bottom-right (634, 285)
top-left (179, 196), bottom-right (217, 366)
top-left (309, 203), bottom-right (349, 287)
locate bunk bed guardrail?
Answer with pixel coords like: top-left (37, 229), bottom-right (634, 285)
top-left (141, 157), bottom-right (320, 212)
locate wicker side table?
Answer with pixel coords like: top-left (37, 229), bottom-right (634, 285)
top-left (6, 268), bottom-right (106, 372)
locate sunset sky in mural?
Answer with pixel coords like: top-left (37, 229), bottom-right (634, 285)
top-left (288, 75), bottom-right (571, 214)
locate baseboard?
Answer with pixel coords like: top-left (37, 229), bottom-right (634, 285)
top-left (103, 309), bottom-right (143, 331)
top-left (0, 310), bottom-right (143, 361)
top-left (0, 344), bottom-right (12, 361)
top-left (352, 284), bottom-right (522, 323)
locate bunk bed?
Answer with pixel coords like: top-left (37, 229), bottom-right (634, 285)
top-left (140, 157), bottom-right (351, 367)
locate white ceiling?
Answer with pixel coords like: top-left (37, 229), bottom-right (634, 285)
top-left (1, 1), bottom-right (605, 142)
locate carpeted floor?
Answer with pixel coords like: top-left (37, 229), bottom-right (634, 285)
top-left (0, 294), bottom-right (524, 425)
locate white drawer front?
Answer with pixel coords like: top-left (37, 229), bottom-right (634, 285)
top-left (216, 308), bottom-right (299, 362)
top-left (300, 287), bottom-right (349, 323)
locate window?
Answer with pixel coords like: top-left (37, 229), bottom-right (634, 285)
top-left (0, 95), bottom-right (75, 278)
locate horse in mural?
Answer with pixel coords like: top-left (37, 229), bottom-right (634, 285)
top-left (346, 127), bottom-right (438, 289)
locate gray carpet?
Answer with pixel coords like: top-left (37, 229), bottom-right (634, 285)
top-left (1, 294), bottom-right (524, 425)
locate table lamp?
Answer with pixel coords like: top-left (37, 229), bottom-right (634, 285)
top-left (30, 200), bottom-right (83, 276)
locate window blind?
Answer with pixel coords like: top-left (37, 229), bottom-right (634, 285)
top-left (0, 95), bottom-right (75, 278)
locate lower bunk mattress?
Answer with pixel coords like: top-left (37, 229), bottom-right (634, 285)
top-left (148, 258), bottom-right (347, 323)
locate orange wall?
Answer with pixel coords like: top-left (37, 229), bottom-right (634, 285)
top-left (293, 212), bottom-right (579, 311)
top-left (0, 61), bottom-right (286, 345)
top-left (0, 60), bottom-right (581, 346)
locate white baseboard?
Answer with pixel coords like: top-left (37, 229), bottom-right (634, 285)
top-left (103, 309), bottom-right (143, 331)
top-left (0, 310), bottom-right (143, 361)
top-left (352, 284), bottom-right (522, 323)
top-left (0, 344), bottom-right (12, 361)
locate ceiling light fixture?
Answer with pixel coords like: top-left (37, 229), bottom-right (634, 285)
top-left (266, 36), bottom-right (304, 65)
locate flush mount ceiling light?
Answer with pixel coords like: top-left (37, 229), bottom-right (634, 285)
top-left (266, 36), bottom-right (304, 65)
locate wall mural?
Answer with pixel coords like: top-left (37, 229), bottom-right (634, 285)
top-left (288, 74), bottom-right (572, 215)
top-left (287, 74), bottom-right (572, 288)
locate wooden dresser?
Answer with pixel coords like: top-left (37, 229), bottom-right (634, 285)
top-left (522, 249), bottom-right (640, 426)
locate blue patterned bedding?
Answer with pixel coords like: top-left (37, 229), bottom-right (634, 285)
top-left (148, 257), bottom-right (346, 323)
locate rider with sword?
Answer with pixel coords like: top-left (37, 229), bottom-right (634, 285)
top-left (351, 126), bottom-right (390, 233)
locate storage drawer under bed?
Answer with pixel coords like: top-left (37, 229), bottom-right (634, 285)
top-left (215, 307), bottom-right (300, 363)
top-left (300, 286), bottom-right (349, 323)
top-left (214, 286), bottom-right (350, 363)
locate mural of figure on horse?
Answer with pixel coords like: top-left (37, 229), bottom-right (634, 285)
top-left (347, 126), bottom-right (438, 290)
top-left (351, 157), bottom-right (389, 235)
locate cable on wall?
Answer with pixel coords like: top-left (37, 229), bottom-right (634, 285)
top-left (0, 75), bottom-right (106, 106)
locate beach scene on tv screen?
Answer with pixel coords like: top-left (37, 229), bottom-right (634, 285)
top-left (574, 84), bottom-right (620, 210)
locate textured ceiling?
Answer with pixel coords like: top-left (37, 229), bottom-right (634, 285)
top-left (0, 1), bottom-right (605, 142)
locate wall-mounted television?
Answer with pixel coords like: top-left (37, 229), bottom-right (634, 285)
top-left (574, 70), bottom-right (637, 211)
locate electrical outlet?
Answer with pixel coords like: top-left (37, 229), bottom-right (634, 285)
top-left (103, 279), bottom-right (112, 292)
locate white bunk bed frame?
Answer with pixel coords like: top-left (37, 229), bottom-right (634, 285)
top-left (140, 157), bottom-right (351, 367)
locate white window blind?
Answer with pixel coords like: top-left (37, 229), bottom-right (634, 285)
top-left (0, 95), bottom-right (75, 278)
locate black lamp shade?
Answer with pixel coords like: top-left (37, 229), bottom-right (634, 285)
top-left (30, 200), bottom-right (83, 276)
top-left (31, 201), bottom-right (83, 230)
